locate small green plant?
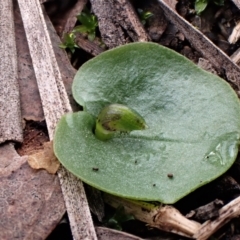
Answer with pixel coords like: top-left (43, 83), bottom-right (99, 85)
top-left (59, 9), bottom-right (98, 53)
top-left (95, 104), bottom-right (147, 141)
top-left (59, 32), bottom-right (79, 54)
top-left (104, 206), bottom-right (134, 230)
top-left (73, 9), bottom-right (98, 41)
top-left (54, 42), bottom-right (240, 204)
top-left (137, 9), bottom-right (153, 25)
top-left (195, 0), bottom-right (224, 14)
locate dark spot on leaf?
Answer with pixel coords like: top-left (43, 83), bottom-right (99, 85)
top-left (92, 167), bottom-right (99, 172)
top-left (153, 184), bottom-right (156, 187)
top-left (111, 114), bottom-right (121, 121)
top-left (167, 173), bottom-right (173, 178)
top-left (103, 122), bottom-right (116, 131)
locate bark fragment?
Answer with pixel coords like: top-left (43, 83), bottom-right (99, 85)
top-left (186, 199), bottom-right (224, 222)
top-left (75, 33), bottom-right (105, 56)
top-left (194, 196), bottom-right (240, 240)
top-left (90, 0), bottom-right (150, 48)
top-left (198, 58), bottom-right (218, 75)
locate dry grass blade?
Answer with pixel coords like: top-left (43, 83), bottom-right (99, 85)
top-left (17, 0), bottom-right (97, 238)
top-left (0, 0), bottom-right (23, 144)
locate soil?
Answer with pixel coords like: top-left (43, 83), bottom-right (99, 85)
top-left (17, 0), bottom-right (240, 239)
top-left (16, 121), bottom-right (49, 156)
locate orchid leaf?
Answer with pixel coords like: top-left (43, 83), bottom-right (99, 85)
top-left (54, 42), bottom-right (240, 203)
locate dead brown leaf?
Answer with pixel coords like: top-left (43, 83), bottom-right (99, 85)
top-left (28, 141), bottom-right (60, 174)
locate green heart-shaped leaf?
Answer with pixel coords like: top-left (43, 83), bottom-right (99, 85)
top-left (54, 42), bottom-right (240, 203)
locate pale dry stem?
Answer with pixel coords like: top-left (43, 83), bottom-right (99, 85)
top-left (103, 193), bottom-right (201, 238)
top-left (105, 194), bottom-right (240, 239)
top-left (228, 21), bottom-right (240, 44)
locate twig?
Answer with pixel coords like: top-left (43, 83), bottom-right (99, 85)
top-left (194, 196), bottom-right (240, 240)
top-left (228, 21), bottom-right (240, 44)
top-left (90, 0), bottom-right (129, 48)
top-left (75, 33), bottom-right (104, 56)
top-left (104, 193), bottom-right (201, 238)
top-left (17, 0), bottom-right (97, 239)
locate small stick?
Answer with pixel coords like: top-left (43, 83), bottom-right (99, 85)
top-left (104, 193), bottom-right (201, 238)
top-left (194, 196), bottom-right (240, 240)
top-left (75, 33), bottom-right (104, 56)
top-left (228, 21), bottom-right (240, 44)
